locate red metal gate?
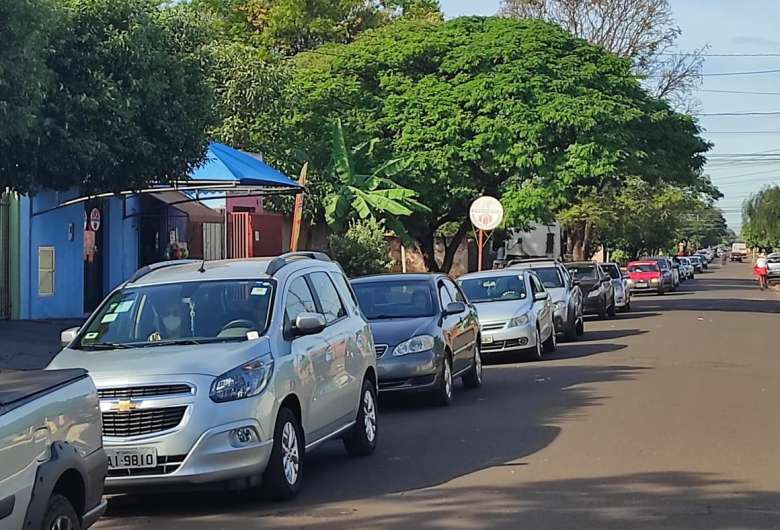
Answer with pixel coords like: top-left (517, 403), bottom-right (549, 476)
top-left (228, 212), bottom-right (252, 259)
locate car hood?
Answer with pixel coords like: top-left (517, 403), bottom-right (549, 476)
top-left (473, 299), bottom-right (529, 323)
top-left (547, 287), bottom-right (567, 303)
top-left (367, 316), bottom-right (437, 347)
top-left (48, 338), bottom-right (272, 379)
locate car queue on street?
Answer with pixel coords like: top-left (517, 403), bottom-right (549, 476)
top-left (11, 248), bottom-right (721, 528)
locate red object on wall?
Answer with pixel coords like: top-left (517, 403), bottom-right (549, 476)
top-left (228, 212), bottom-right (252, 258)
top-left (227, 212), bottom-right (284, 259)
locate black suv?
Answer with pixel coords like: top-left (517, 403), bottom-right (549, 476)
top-left (564, 261), bottom-right (616, 319)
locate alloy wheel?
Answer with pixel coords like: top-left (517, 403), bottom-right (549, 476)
top-left (474, 347), bottom-right (483, 384)
top-left (51, 516), bottom-right (73, 530)
top-left (444, 359), bottom-right (453, 399)
top-left (363, 389), bottom-right (377, 443)
top-left (281, 422), bottom-right (299, 486)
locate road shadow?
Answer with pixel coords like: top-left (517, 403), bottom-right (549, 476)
top-left (103, 364), bottom-right (649, 519)
top-left (639, 297), bottom-right (780, 315)
top-left (610, 310), bottom-right (661, 320)
top-left (544, 341), bottom-right (628, 361)
top-left (577, 328), bottom-right (647, 342)
top-left (0, 319), bottom-right (82, 369)
top-left (262, 472), bottom-right (780, 530)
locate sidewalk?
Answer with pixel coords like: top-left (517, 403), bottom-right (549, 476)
top-left (0, 319), bottom-right (83, 370)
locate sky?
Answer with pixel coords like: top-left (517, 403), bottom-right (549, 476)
top-left (440, 0), bottom-right (780, 231)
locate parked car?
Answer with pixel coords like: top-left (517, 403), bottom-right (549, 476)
top-left (350, 274), bottom-right (482, 406)
top-left (507, 258), bottom-right (584, 340)
top-left (458, 269), bottom-right (557, 361)
top-left (602, 262), bottom-right (631, 312)
top-left (1, 369), bottom-right (107, 530)
top-left (688, 255), bottom-right (704, 273)
top-left (676, 257), bottom-right (695, 280)
top-left (766, 253), bottom-right (780, 283)
top-left (564, 261), bottom-right (616, 319)
top-left (626, 261), bottom-right (669, 295)
top-left (642, 257), bottom-right (677, 289)
top-left (49, 252), bottom-right (378, 500)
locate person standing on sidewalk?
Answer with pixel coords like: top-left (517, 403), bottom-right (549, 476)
top-left (755, 252), bottom-right (769, 289)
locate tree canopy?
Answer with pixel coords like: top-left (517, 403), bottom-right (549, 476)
top-left (1, 0), bottom-right (214, 193)
top-left (743, 186), bottom-right (780, 251)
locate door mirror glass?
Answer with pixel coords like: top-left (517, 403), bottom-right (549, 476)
top-left (61, 327), bottom-right (80, 348)
top-left (533, 291), bottom-right (549, 302)
top-left (443, 301), bottom-right (466, 316)
top-left (293, 313), bottom-right (327, 338)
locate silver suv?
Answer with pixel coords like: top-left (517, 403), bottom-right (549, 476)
top-left (49, 252), bottom-right (378, 500)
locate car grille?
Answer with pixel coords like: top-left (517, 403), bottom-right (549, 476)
top-left (107, 454), bottom-right (186, 477)
top-left (481, 321), bottom-right (506, 331)
top-left (374, 345), bottom-right (388, 357)
top-left (482, 338), bottom-right (528, 352)
top-left (103, 407), bottom-right (187, 438)
top-left (98, 384), bottom-right (192, 399)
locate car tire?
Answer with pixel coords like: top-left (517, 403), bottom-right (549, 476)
top-left (542, 325), bottom-right (557, 353)
top-left (563, 312), bottom-right (578, 341)
top-left (42, 494), bottom-right (80, 530)
top-left (624, 302), bottom-right (631, 312)
top-left (607, 302), bottom-right (616, 318)
top-left (262, 407), bottom-right (304, 501)
top-left (528, 326), bottom-right (543, 361)
top-left (598, 303), bottom-right (607, 320)
top-left (432, 356), bottom-right (454, 406)
top-left (462, 344), bottom-right (483, 389)
top-left (575, 316), bottom-right (585, 337)
top-left (657, 287), bottom-right (665, 296)
top-left (343, 378), bottom-right (378, 457)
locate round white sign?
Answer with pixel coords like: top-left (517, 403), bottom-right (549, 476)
top-left (469, 196), bottom-right (503, 231)
top-left (89, 208), bottom-right (101, 232)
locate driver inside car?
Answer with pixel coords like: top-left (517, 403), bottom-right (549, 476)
top-left (147, 295), bottom-right (189, 342)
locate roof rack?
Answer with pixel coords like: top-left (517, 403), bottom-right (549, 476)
top-left (127, 259), bottom-right (199, 283)
top-left (266, 252), bottom-right (331, 277)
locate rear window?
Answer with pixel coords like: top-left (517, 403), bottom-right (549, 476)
top-left (531, 267), bottom-right (564, 288)
top-left (566, 265), bottom-right (597, 280)
top-left (603, 264), bottom-right (621, 280)
top-left (628, 264), bottom-right (658, 273)
top-left (352, 280), bottom-right (435, 319)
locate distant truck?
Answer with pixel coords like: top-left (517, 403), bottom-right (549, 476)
top-left (0, 369), bottom-right (107, 530)
top-left (731, 242), bottom-right (747, 262)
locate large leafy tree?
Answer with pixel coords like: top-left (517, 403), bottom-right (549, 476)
top-left (743, 186), bottom-right (780, 251)
top-left (0, 0), bottom-right (53, 150)
top-left (1, 0), bottom-right (213, 193)
top-left (285, 16), bottom-right (708, 270)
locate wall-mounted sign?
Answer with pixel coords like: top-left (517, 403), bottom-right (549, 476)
top-left (89, 208), bottom-right (101, 232)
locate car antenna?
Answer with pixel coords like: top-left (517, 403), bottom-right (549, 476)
top-left (198, 258), bottom-right (206, 273)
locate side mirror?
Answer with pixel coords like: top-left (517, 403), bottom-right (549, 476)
top-left (533, 291), bottom-right (549, 302)
top-left (601, 277), bottom-right (610, 284)
top-left (444, 302), bottom-right (466, 316)
top-left (293, 313), bottom-right (327, 338)
top-left (61, 327), bottom-right (80, 348)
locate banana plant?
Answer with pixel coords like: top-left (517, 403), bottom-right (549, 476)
top-left (324, 119), bottom-right (429, 238)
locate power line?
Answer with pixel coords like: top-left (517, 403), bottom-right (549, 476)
top-left (669, 68), bottom-right (780, 77)
top-left (696, 111), bottom-right (780, 116)
top-left (703, 131), bottom-right (780, 134)
top-left (661, 52), bottom-right (780, 57)
top-left (700, 89), bottom-right (780, 96)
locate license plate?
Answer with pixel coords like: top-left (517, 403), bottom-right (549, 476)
top-left (635, 282), bottom-right (647, 288)
top-left (482, 336), bottom-right (494, 344)
top-left (106, 448), bottom-right (158, 470)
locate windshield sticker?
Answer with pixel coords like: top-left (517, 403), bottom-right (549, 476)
top-left (84, 332), bottom-right (99, 340)
top-left (101, 313), bottom-right (118, 323)
top-left (115, 300), bottom-right (135, 313)
top-left (246, 330), bottom-right (260, 340)
top-left (251, 287), bottom-right (268, 296)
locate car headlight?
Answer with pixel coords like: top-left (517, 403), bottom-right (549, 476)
top-left (587, 289), bottom-right (600, 298)
top-left (210, 354), bottom-right (274, 403)
top-left (393, 335), bottom-right (435, 356)
top-left (650, 278), bottom-right (659, 283)
top-left (508, 314), bottom-right (530, 327)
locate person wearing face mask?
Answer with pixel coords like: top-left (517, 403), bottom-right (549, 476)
top-left (147, 296), bottom-right (186, 342)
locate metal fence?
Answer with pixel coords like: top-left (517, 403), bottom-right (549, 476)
top-left (0, 192), bottom-right (11, 320)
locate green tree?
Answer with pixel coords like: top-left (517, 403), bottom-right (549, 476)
top-left (290, 17), bottom-right (708, 271)
top-left (329, 218), bottom-right (393, 277)
top-left (0, 0), bottom-right (53, 149)
top-left (1, 0), bottom-right (214, 193)
top-left (325, 119), bottom-right (428, 236)
top-left (743, 186), bottom-right (780, 251)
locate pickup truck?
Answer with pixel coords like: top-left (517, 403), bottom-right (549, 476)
top-left (0, 369), bottom-right (107, 530)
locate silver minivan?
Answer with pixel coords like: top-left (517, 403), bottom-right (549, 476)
top-left (49, 252), bottom-right (378, 500)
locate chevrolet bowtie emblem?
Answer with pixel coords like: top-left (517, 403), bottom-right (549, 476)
top-left (112, 400), bottom-right (137, 412)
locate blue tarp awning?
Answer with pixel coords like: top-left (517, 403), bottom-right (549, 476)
top-left (187, 142), bottom-right (301, 191)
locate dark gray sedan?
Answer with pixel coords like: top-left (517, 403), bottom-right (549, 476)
top-left (351, 274), bottom-right (482, 406)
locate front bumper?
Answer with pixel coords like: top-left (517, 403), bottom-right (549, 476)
top-left (480, 322), bottom-right (533, 354)
top-left (377, 349), bottom-right (442, 392)
top-left (583, 296), bottom-right (603, 314)
top-left (97, 375), bottom-right (276, 490)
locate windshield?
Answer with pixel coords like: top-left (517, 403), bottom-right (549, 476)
top-left (459, 275), bottom-right (527, 303)
top-left (629, 264), bottom-right (659, 273)
top-left (566, 265), bottom-right (597, 280)
top-left (532, 267), bottom-right (564, 288)
top-left (603, 264), bottom-right (621, 280)
top-left (75, 280), bottom-right (274, 350)
top-left (352, 281), bottom-right (435, 319)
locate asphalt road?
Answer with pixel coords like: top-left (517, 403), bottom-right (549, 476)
top-left (96, 261), bottom-right (780, 530)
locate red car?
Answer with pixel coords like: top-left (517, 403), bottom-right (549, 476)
top-left (626, 261), bottom-right (667, 295)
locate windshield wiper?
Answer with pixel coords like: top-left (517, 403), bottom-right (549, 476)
top-left (140, 338), bottom-right (203, 348)
top-left (81, 342), bottom-right (133, 350)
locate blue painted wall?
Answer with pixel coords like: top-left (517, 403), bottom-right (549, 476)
top-left (17, 192), bottom-right (140, 320)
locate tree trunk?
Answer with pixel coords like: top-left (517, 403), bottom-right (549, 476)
top-left (568, 221), bottom-right (586, 261)
top-left (418, 232), bottom-right (440, 272)
top-left (441, 221), bottom-right (469, 274)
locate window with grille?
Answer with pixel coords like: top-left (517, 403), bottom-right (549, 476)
top-left (38, 247), bottom-right (55, 296)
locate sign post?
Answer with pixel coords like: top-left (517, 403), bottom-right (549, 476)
top-left (469, 196), bottom-right (503, 271)
top-left (289, 162), bottom-right (308, 252)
